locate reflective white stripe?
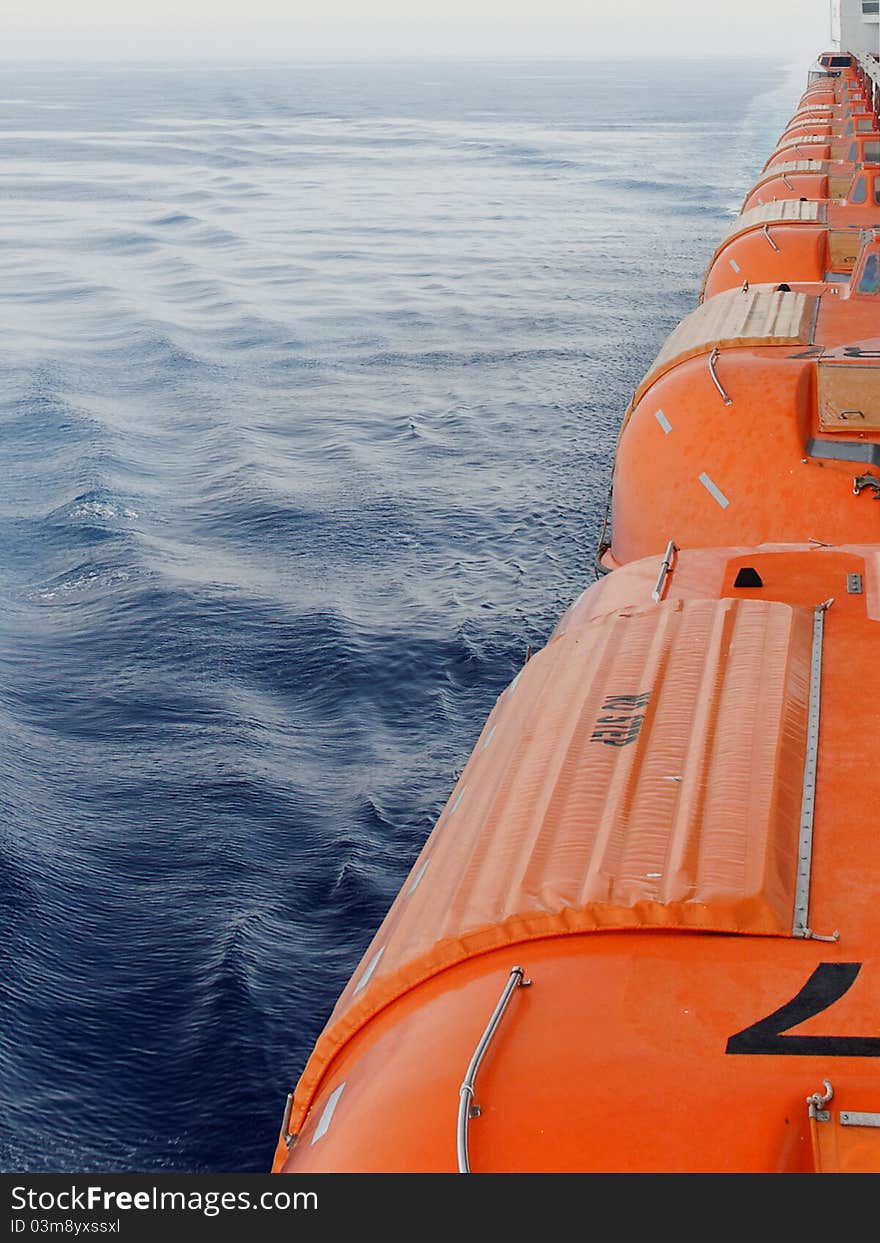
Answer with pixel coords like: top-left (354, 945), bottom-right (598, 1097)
top-left (352, 946), bottom-right (385, 996)
top-left (729, 257), bottom-right (741, 273)
top-left (311, 1083), bottom-right (346, 1145)
top-left (654, 408), bottom-right (672, 434)
top-left (450, 784), bottom-right (468, 815)
top-left (406, 859), bottom-right (430, 895)
top-left (508, 671), bottom-right (522, 695)
top-left (480, 724), bottom-right (497, 752)
top-left (699, 471), bottom-right (730, 509)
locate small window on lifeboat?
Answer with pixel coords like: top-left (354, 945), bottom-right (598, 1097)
top-left (858, 119), bottom-right (875, 132)
top-left (856, 252), bottom-right (880, 295)
top-left (875, 178), bottom-right (880, 206)
top-left (850, 174), bottom-right (868, 203)
top-left (849, 142), bottom-right (859, 160)
top-left (864, 141), bottom-right (880, 163)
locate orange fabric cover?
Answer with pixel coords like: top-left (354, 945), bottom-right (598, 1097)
top-left (288, 598), bottom-right (811, 1133)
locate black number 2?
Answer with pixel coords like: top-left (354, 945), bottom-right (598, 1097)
top-left (727, 963), bottom-right (880, 1056)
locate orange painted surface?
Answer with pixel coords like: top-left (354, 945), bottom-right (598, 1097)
top-left (701, 224), bottom-right (828, 297)
top-left (270, 55), bottom-right (880, 1174)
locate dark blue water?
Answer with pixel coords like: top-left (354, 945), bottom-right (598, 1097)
top-left (0, 58), bottom-right (801, 1172)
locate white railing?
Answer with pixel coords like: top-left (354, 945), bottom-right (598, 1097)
top-left (856, 50), bottom-right (880, 89)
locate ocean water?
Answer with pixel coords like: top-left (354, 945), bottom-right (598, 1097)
top-left (0, 58), bottom-right (803, 1173)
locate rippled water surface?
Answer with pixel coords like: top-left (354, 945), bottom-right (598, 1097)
top-left (0, 58), bottom-right (802, 1171)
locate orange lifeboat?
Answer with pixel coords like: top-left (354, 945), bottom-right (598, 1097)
top-left (607, 234), bottom-right (880, 567)
top-left (778, 120), bottom-right (834, 141)
top-left (778, 121), bottom-right (834, 144)
top-left (270, 46), bottom-right (880, 1175)
top-left (740, 163), bottom-right (877, 213)
top-left (701, 177), bottom-right (880, 296)
top-left (763, 138), bottom-right (834, 169)
top-left (273, 542), bottom-right (880, 1174)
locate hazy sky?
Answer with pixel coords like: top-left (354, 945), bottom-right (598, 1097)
top-left (1, 0), bottom-right (833, 63)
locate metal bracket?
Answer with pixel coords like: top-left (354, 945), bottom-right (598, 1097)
top-left (800, 926), bottom-right (840, 943)
top-left (807, 1080), bottom-right (834, 1122)
top-left (853, 473), bottom-right (880, 498)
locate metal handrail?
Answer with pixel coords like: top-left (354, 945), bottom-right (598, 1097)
top-left (457, 966), bottom-right (530, 1173)
top-left (763, 222), bottom-right (780, 252)
top-left (651, 540), bottom-right (678, 603)
top-left (708, 347), bottom-right (733, 406)
top-left (280, 1092), bottom-right (295, 1147)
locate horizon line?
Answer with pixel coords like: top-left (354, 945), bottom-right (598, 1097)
top-left (0, 52), bottom-right (816, 65)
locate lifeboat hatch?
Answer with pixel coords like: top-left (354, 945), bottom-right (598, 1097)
top-left (817, 361), bottom-right (880, 430)
top-left (828, 172), bottom-right (855, 198)
top-left (828, 229), bottom-right (862, 270)
top-left (809, 1085), bottom-right (880, 1172)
